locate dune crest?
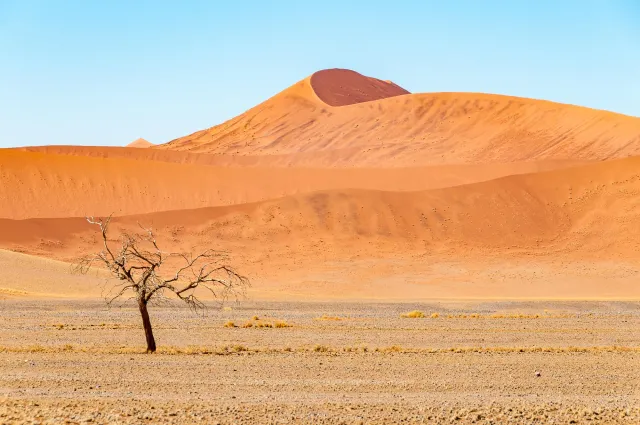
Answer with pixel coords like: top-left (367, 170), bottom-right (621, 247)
top-left (309, 68), bottom-right (410, 106)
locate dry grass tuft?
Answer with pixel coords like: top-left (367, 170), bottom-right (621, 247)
top-left (431, 313), bottom-right (440, 318)
top-left (316, 315), bottom-right (344, 321)
top-left (0, 344), bottom-right (638, 355)
top-left (274, 320), bottom-right (292, 328)
top-left (223, 321), bottom-right (236, 328)
top-left (381, 345), bottom-right (404, 353)
top-left (240, 318), bottom-right (292, 329)
top-left (401, 310), bottom-right (425, 318)
top-left (232, 344), bottom-right (248, 353)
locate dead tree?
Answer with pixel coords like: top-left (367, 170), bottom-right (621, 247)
top-left (73, 216), bottom-right (248, 353)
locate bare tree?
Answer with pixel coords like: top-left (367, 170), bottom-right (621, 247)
top-left (74, 216), bottom-right (248, 353)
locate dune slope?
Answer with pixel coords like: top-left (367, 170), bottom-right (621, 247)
top-left (0, 148), bottom-right (586, 219)
top-left (1, 157), bottom-right (639, 299)
top-left (0, 249), bottom-right (103, 298)
top-left (158, 69), bottom-right (640, 167)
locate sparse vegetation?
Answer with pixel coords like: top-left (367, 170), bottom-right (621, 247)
top-left (238, 317), bottom-right (291, 329)
top-left (316, 315), bottom-right (344, 321)
top-left (401, 310), bottom-right (425, 318)
top-left (72, 215), bottom-right (249, 352)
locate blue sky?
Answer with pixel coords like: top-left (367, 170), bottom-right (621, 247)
top-left (1, 0), bottom-right (638, 148)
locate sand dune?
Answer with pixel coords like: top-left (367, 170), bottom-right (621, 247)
top-left (159, 69), bottom-right (640, 167)
top-left (2, 157), bottom-right (639, 299)
top-left (126, 138), bottom-right (153, 148)
top-left (0, 148), bottom-right (586, 219)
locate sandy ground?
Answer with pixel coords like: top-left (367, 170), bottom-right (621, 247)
top-left (0, 300), bottom-right (638, 424)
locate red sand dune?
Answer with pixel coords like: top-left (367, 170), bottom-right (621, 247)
top-left (159, 69), bottom-right (640, 167)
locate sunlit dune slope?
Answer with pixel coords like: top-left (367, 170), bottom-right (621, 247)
top-left (2, 156), bottom-right (639, 299)
top-left (158, 69), bottom-right (640, 167)
top-left (2, 156), bottom-right (638, 259)
top-left (0, 149), bottom-right (585, 219)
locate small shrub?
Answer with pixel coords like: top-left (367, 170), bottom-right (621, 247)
top-left (233, 345), bottom-right (247, 352)
top-left (223, 321), bottom-right (236, 328)
top-left (242, 321), bottom-right (253, 328)
top-left (313, 344), bottom-right (330, 352)
top-left (431, 313), bottom-right (440, 318)
top-left (252, 315), bottom-right (259, 321)
top-left (274, 320), bottom-right (292, 328)
top-left (383, 345), bottom-right (403, 353)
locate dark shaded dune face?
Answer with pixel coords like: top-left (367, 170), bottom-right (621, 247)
top-left (310, 69), bottom-right (410, 106)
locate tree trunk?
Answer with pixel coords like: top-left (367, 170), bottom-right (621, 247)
top-left (138, 299), bottom-right (156, 353)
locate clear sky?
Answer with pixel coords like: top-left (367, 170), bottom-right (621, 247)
top-left (1, 0), bottom-right (638, 148)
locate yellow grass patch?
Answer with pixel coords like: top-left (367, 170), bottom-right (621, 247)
top-left (401, 310), bottom-right (425, 318)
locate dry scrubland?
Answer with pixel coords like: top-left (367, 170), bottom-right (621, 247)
top-left (0, 299), bottom-right (638, 424)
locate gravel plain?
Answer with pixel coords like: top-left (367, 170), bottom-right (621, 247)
top-left (0, 299), bottom-right (638, 424)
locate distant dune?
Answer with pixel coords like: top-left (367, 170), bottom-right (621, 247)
top-left (2, 68), bottom-right (640, 299)
top-left (126, 138), bottom-right (153, 148)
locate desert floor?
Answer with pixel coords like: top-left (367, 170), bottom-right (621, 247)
top-left (1, 299), bottom-right (638, 424)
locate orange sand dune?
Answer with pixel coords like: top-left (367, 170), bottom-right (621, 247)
top-left (159, 69), bottom-right (640, 167)
top-left (0, 148), bottom-right (585, 219)
top-left (126, 138), bottom-right (153, 148)
top-left (1, 157), bottom-right (639, 299)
